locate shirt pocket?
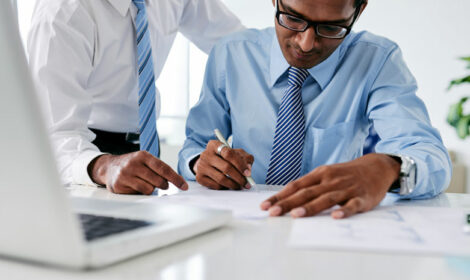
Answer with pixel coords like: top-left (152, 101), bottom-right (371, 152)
top-left (303, 121), bottom-right (363, 173)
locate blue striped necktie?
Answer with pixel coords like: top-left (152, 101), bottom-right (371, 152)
top-left (265, 67), bottom-right (309, 185)
top-left (133, 0), bottom-right (159, 157)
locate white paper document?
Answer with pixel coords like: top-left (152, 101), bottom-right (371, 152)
top-left (289, 205), bottom-right (470, 256)
top-left (142, 182), bottom-right (283, 219)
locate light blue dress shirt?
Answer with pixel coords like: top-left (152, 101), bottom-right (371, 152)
top-left (178, 28), bottom-right (451, 199)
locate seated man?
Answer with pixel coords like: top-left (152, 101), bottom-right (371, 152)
top-left (178, 0), bottom-right (451, 219)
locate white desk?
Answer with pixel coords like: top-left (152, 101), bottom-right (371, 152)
top-left (1, 185), bottom-right (469, 280)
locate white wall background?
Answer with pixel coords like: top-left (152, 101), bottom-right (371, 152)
top-left (16, 0), bottom-right (470, 190)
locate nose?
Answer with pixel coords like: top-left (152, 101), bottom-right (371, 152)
top-left (295, 26), bottom-right (317, 53)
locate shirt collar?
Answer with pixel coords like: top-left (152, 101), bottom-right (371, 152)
top-left (269, 30), bottom-right (351, 90)
top-left (106, 0), bottom-right (132, 17)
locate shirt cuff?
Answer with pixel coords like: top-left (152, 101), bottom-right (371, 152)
top-left (185, 153), bottom-right (202, 181)
top-left (178, 148), bottom-right (205, 181)
top-left (71, 150), bottom-right (107, 186)
top-left (393, 154), bottom-right (445, 200)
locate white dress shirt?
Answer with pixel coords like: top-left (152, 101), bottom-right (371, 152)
top-left (27, 0), bottom-right (243, 186)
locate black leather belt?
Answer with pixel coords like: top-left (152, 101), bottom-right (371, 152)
top-left (90, 128), bottom-right (140, 155)
top-left (90, 128), bottom-right (140, 144)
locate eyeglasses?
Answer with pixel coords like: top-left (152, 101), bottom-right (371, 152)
top-left (275, 0), bottom-right (362, 39)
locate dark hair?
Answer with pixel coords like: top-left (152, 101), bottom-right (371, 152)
top-left (354, 0), bottom-right (365, 7)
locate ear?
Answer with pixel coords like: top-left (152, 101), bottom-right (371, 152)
top-left (356, 0), bottom-right (369, 22)
top-left (357, 1), bottom-right (368, 18)
top-left (272, 0), bottom-right (275, 7)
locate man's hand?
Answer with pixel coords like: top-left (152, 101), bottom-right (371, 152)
top-left (88, 151), bottom-right (188, 195)
top-left (260, 154), bottom-right (401, 219)
top-left (194, 140), bottom-right (254, 190)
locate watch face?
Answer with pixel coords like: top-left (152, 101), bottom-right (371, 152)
top-left (399, 177), bottom-right (413, 196)
top-left (386, 154), bottom-right (416, 195)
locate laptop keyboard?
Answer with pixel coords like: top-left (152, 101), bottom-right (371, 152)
top-left (79, 214), bottom-right (153, 241)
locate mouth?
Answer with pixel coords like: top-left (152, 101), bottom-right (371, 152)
top-left (291, 48), bottom-right (316, 61)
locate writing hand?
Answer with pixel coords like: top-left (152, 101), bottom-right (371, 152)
top-left (194, 140), bottom-right (254, 190)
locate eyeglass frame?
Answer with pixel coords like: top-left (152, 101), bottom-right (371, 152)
top-left (275, 0), bottom-right (363, 39)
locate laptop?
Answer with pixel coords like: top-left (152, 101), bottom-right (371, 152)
top-left (0, 1), bottom-right (231, 269)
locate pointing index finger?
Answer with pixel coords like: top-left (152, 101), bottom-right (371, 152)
top-left (146, 156), bottom-right (188, 191)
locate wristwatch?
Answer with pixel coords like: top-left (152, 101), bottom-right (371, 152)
top-left (385, 154), bottom-right (417, 196)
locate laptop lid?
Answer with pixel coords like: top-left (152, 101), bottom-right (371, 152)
top-left (0, 0), bottom-right (86, 266)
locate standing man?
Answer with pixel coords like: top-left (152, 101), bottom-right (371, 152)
top-left (178, 0), bottom-right (452, 218)
top-left (28, 0), bottom-right (244, 194)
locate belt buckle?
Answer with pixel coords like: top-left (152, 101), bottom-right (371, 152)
top-left (125, 133), bottom-right (140, 145)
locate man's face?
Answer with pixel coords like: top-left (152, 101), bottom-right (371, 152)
top-left (274, 0), bottom-right (363, 69)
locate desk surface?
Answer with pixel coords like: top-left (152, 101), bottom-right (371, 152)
top-left (1, 185), bottom-right (470, 280)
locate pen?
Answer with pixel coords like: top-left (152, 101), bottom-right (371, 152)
top-left (214, 129), bottom-right (256, 187)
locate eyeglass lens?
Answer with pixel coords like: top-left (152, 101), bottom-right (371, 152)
top-left (279, 13), bottom-right (348, 38)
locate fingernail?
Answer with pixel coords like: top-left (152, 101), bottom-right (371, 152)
top-left (291, 207), bottom-right (306, 218)
top-left (181, 183), bottom-right (189, 191)
top-left (332, 210), bottom-right (344, 219)
top-left (260, 201), bottom-right (271, 210)
top-left (269, 206), bottom-right (282, 216)
top-left (245, 183), bottom-right (251, 189)
top-left (243, 169), bottom-right (251, 177)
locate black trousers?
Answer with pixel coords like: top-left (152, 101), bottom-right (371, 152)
top-left (90, 128), bottom-right (140, 155)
